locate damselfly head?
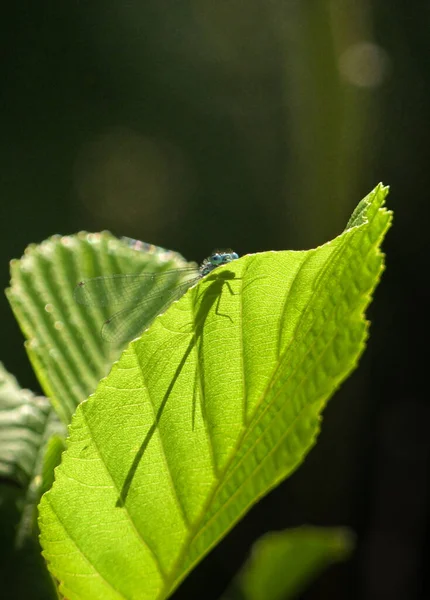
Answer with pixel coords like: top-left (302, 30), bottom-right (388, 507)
top-left (199, 250), bottom-right (239, 277)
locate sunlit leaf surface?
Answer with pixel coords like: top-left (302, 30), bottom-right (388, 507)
top-left (39, 185), bottom-right (391, 600)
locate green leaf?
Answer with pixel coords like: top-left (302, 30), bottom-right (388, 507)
top-left (6, 233), bottom-right (195, 424)
top-left (0, 362), bottom-right (63, 599)
top-left (15, 433), bottom-right (67, 550)
top-left (222, 527), bottom-right (354, 600)
top-left (39, 184), bottom-right (391, 600)
top-left (0, 362), bottom-right (66, 547)
top-left (0, 362), bottom-right (64, 488)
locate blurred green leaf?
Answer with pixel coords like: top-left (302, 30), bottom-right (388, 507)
top-left (39, 184), bottom-right (391, 600)
top-left (0, 363), bottom-right (62, 599)
top-left (14, 432), bottom-right (67, 551)
top-left (0, 362), bottom-right (64, 489)
top-left (6, 233), bottom-right (195, 424)
top-left (223, 526), bottom-right (354, 600)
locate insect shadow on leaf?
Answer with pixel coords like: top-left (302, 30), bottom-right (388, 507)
top-left (116, 270), bottom-right (238, 508)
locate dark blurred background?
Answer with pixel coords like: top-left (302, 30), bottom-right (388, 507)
top-left (1, 2), bottom-right (428, 599)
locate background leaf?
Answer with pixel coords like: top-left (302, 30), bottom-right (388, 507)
top-left (6, 234), bottom-right (195, 424)
top-left (0, 362), bottom-right (62, 599)
top-left (221, 526), bottom-right (354, 600)
top-left (39, 185), bottom-right (391, 600)
top-left (0, 361), bottom-right (64, 489)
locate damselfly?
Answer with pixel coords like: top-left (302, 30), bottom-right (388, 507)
top-left (74, 246), bottom-right (239, 344)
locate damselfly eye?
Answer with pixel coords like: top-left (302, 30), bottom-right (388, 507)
top-left (231, 252), bottom-right (239, 260)
top-left (210, 253), bottom-right (223, 265)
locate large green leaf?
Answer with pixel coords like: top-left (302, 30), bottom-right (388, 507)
top-left (39, 184), bottom-right (391, 600)
top-left (221, 526), bottom-right (354, 600)
top-left (6, 234), bottom-right (195, 424)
